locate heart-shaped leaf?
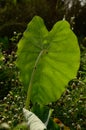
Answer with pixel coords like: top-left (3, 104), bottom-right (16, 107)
top-left (16, 16), bottom-right (80, 105)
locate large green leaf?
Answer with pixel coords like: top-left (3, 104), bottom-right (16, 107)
top-left (16, 16), bottom-right (80, 105)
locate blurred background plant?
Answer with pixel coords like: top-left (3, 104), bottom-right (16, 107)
top-left (0, 32), bottom-right (22, 100)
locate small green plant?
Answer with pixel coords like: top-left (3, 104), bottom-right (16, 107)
top-left (15, 16), bottom-right (80, 130)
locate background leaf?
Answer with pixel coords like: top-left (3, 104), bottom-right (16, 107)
top-left (16, 16), bottom-right (80, 105)
top-left (31, 104), bottom-right (49, 123)
top-left (0, 51), bottom-right (4, 65)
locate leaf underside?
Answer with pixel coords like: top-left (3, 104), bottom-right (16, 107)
top-left (16, 16), bottom-right (80, 105)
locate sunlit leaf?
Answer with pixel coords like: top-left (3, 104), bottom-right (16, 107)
top-left (16, 16), bottom-right (80, 105)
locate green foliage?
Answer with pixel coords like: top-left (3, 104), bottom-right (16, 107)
top-left (0, 37), bottom-right (9, 51)
top-left (31, 104), bottom-right (50, 123)
top-left (0, 33), bottom-right (22, 99)
top-left (0, 86), bottom-right (26, 128)
top-left (0, 50), bottom-right (19, 99)
top-left (11, 0), bottom-right (17, 5)
top-left (47, 119), bottom-right (60, 130)
top-left (16, 16), bottom-right (80, 107)
top-left (52, 80), bottom-right (86, 130)
top-left (13, 123), bottom-right (28, 130)
top-left (0, 1), bottom-right (85, 129)
top-left (31, 104), bottom-right (60, 130)
top-left (80, 46), bottom-right (86, 71)
top-left (0, 50), bottom-right (4, 65)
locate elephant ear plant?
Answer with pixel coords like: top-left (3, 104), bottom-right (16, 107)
top-left (15, 16), bottom-right (80, 130)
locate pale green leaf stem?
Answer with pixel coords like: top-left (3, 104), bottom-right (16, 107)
top-left (25, 49), bottom-right (45, 109)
